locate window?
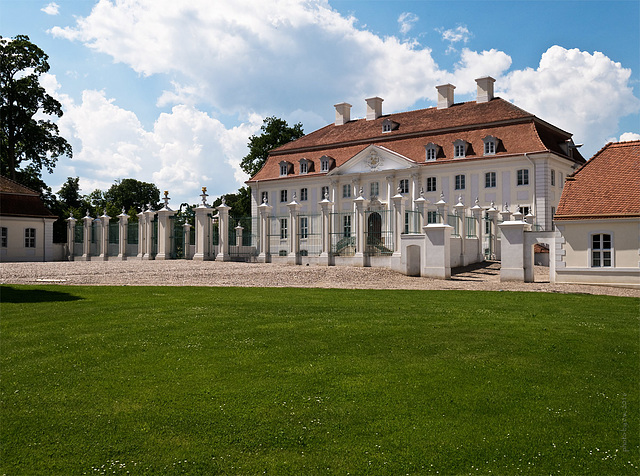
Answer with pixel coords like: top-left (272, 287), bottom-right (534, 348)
top-left (300, 161), bottom-right (308, 174)
top-left (24, 228), bottom-right (35, 248)
top-left (517, 169), bottom-right (529, 186)
top-left (382, 119), bottom-right (398, 133)
top-left (1, 227), bottom-right (7, 247)
top-left (299, 217), bottom-right (308, 239)
top-left (279, 162), bottom-right (290, 176)
top-left (383, 122), bottom-right (392, 132)
top-left (321, 186), bottom-right (329, 200)
top-left (399, 179), bottom-right (409, 194)
top-left (520, 206), bottom-right (530, 216)
top-left (551, 169), bottom-right (556, 186)
top-left (343, 215), bottom-right (352, 237)
top-left (483, 135), bottom-right (497, 155)
top-left (342, 184), bottom-right (351, 198)
top-left (426, 176), bottom-right (437, 192)
top-left (370, 181), bottom-right (379, 198)
top-left (300, 188), bottom-right (308, 201)
top-left (427, 211), bottom-right (438, 224)
top-left (453, 140), bottom-right (467, 158)
top-left (280, 190), bottom-right (288, 202)
top-left (261, 191), bottom-right (268, 204)
top-left (485, 172), bottom-right (496, 188)
top-left (455, 174), bottom-right (466, 190)
top-left (591, 233), bottom-right (612, 267)
top-left (425, 143), bottom-right (438, 161)
top-left (280, 218), bottom-right (288, 239)
top-left (320, 156), bottom-right (332, 172)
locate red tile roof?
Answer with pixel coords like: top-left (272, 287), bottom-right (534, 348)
top-left (0, 176), bottom-right (57, 218)
top-left (555, 141), bottom-right (640, 220)
top-left (248, 98), bottom-right (584, 183)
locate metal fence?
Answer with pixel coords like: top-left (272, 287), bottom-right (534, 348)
top-left (330, 211), bottom-right (355, 256)
top-left (109, 222), bottom-right (119, 244)
top-left (297, 214), bottom-right (322, 257)
top-left (447, 214), bottom-right (460, 237)
top-left (364, 210), bottom-right (393, 256)
top-left (404, 210), bottom-right (422, 234)
top-left (74, 222), bottom-right (83, 243)
top-left (229, 216), bottom-right (258, 260)
top-left (127, 221), bottom-right (138, 245)
top-left (268, 216), bottom-right (289, 257)
top-left (465, 216), bottom-right (477, 238)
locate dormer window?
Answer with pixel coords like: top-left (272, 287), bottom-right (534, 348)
top-left (425, 143), bottom-right (439, 162)
top-left (299, 158), bottom-right (312, 175)
top-left (453, 139), bottom-right (468, 158)
top-left (483, 135), bottom-right (498, 156)
top-left (382, 118), bottom-right (399, 133)
top-left (279, 161), bottom-right (292, 176)
top-left (320, 155), bottom-right (334, 173)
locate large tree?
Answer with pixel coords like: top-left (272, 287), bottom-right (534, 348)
top-left (0, 35), bottom-right (72, 181)
top-left (240, 116), bottom-right (303, 178)
top-left (103, 178), bottom-right (161, 216)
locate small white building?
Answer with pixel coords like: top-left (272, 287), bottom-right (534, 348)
top-left (0, 176), bottom-right (57, 262)
top-left (554, 140), bottom-right (640, 286)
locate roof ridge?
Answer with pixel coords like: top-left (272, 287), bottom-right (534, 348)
top-left (0, 175), bottom-right (40, 195)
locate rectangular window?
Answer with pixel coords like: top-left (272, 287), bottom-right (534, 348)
top-left (551, 169), bottom-right (556, 186)
top-left (300, 161), bottom-right (308, 174)
top-left (24, 228), bottom-right (36, 248)
top-left (343, 215), bottom-right (351, 238)
top-left (261, 191), bottom-right (268, 204)
top-left (426, 176), bottom-right (437, 192)
top-left (370, 181), bottom-right (379, 198)
top-left (427, 211), bottom-right (438, 224)
top-left (484, 140), bottom-right (495, 155)
top-left (280, 218), bottom-right (288, 239)
top-left (520, 206), bottom-right (530, 216)
top-left (485, 172), bottom-right (496, 188)
top-left (560, 172), bottom-right (564, 188)
top-left (299, 217), bottom-right (308, 239)
top-left (280, 164), bottom-right (288, 176)
top-left (454, 144), bottom-right (465, 158)
top-left (399, 179), bottom-right (409, 194)
top-left (342, 184), bottom-right (351, 198)
top-left (321, 160), bottom-right (329, 172)
top-left (300, 188), bottom-right (308, 201)
top-left (517, 169), bottom-right (529, 186)
top-left (321, 186), bottom-right (329, 200)
top-left (426, 147), bottom-right (436, 161)
top-left (592, 233), bottom-right (612, 267)
top-left (1, 227), bottom-right (7, 247)
top-left (455, 174), bottom-right (466, 190)
top-left (280, 190), bottom-right (288, 202)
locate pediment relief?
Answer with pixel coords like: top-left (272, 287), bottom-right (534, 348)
top-left (328, 145), bottom-right (417, 176)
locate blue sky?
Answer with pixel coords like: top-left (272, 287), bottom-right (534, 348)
top-left (2, 0), bottom-right (639, 206)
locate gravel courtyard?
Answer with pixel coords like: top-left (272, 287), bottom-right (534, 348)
top-left (1, 260), bottom-right (638, 297)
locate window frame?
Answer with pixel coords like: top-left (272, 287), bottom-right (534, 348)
top-left (425, 143), bottom-right (438, 162)
top-left (551, 169), bottom-right (556, 187)
top-left (300, 188), bottom-right (308, 201)
top-left (280, 218), bottom-right (288, 240)
top-left (426, 176), bottom-right (437, 192)
top-left (485, 171), bottom-right (497, 188)
top-left (342, 184), bottom-right (351, 199)
top-left (453, 139), bottom-right (467, 158)
top-left (24, 228), bottom-right (36, 248)
top-left (1, 227), bottom-right (7, 248)
top-left (279, 161), bottom-right (290, 176)
top-left (399, 179), bottom-right (409, 194)
top-left (590, 233), bottom-right (613, 268)
top-left (280, 189), bottom-right (288, 202)
top-left (343, 214), bottom-right (352, 238)
top-left (299, 216), bottom-right (308, 239)
top-left (300, 161), bottom-right (308, 175)
top-left (370, 181), bottom-right (379, 198)
top-left (517, 169), bottom-right (529, 186)
top-left (454, 174), bottom-right (466, 191)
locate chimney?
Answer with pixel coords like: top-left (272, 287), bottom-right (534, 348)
top-left (365, 97), bottom-right (383, 120)
top-left (334, 102), bottom-right (352, 126)
top-left (436, 84), bottom-right (455, 109)
top-left (475, 76), bottom-right (495, 103)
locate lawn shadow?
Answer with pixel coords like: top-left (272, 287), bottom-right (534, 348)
top-left (0, 286), bottom-right (84, 303)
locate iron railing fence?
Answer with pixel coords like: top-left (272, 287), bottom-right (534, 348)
top-left (74, 223), bottom-right (83, 243)
top-left (127, 222), bottom-right (138, 245)
top-left (297, 214), bottom-right (322, 257)
top-left (404, 210), bottom-right (422, 234)
top-left (330, 211), bottom-right (355, 256)
top-left (268, 216), bottom-right (289, 257)
top-left (447, 214), bottom-right (460, 237)
top-left (465, 216), bottom-right (477, 238)
top-left (364, 209), bottom-right (393, 256)
top-left (108, 222), bottom-right (119, 244)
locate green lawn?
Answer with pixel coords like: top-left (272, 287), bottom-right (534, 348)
top-left (1, 285), bottom-right (638, 475)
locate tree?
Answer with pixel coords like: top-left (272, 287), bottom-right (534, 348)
top-left (212, 186), bottom-right (251, 217)
top-left (1, 35), bottom-right (72, 182)
top-left (240, 116), bottom-right (303, 178)
top-left (103, 178), bottom-right (160, 216)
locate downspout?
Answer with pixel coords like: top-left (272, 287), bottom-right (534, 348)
top-left (523, 153), bottom-right (536, 218)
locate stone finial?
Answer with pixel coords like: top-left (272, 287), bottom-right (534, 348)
top-left (420, 187), bottom-right (425, 198)
top-left (85, 209), bottom-right (90, 217)
top-left (359, 186), bottom-right (364, 196)
top-left (200, 188), bottom-right (209, 207)
top-left (292, 191), bottom-right (297, 201)
top-left (262, 195), bottom-right (268, 204)
top-left (163, 190), bottom-right (171, 209)
top-left (69, 211), bottom-right (74, 219)
top-left (504, 202), bottom-right (509, 212)
top-left (324, 191), bottom-right (329, 200)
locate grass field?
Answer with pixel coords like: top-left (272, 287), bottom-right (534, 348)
top-left (1, 285), bottom-right (638, 475)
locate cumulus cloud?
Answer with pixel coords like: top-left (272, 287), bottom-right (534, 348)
top-left (500, 46), bottom-right (640, 157)
top-left (618, 132), bottom-right (640, 142)
top-left (437, 25), bottom-right (471, 53)
top-left (398, 12), bottom-right (418, 35)
top-left (41, 2), bottom-right (59, 15)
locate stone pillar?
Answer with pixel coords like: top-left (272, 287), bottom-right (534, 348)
top-left (116, 209), bottom-right (128, 261)
top-left (257, 200), bottom-right (272, 263)
top-left (287, 195), bottom-right (300, 264)
top-left (156, 208), bottom-right (175, 260)
top-left (413, 189), bottom-right (427, 231)
top-left (435, 193), bottom-right (447, 224)
top-left (354, 189), bottom-right (367, 263)
top-left (136, 210), bottom-right (146, 260)
top-left (471, 198), bottom-right (483, 262)
top-left (499, 203), bottom-right (511, 223)
top-left (454, 196), bottom-right (465, 264)
top-left (423, 223), bottom-right (452, 279)
top-left (319, 195), bottom-right (332, 266)
top-left (66, 214), bottom-right (76, 261)
top-left (216, 198), bottom-right (231, 262)
top-left (143, 206), bottom-right (156, 260)
top-left (235, 222), bottom-right (243, 247)
top-left (193, 188), bottom-right (213, 261)
top-left (183, 223), bottom-right (192, 259)
top-left (98, 210), bottom-right (110, 261)
top-left (498, 220), bottom-right (531, 282)
top-left (391, 190), bottom-right (404, 256)
top-left (525, 211), bottom-right (535, 226)
top-left (77, 213), bottom-right (92, 261)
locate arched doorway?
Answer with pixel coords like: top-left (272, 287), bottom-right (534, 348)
top-left (367, 212), bottom-right (382, 245)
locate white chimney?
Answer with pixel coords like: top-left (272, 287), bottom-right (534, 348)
top-left (334, 102), bottom-right (352, 126)
top-left (436, 84), bottom-right (456, 109)
top-left (475, 76), bottom-right (495, 103)
top-left (365, 97), bottom-right (383, 120)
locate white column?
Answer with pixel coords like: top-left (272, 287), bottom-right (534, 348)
top-left (183, 223), bottom-right (192, 259)
top-left (143, 206), bottom-right (156, 260)
top-left (471, 198), bottom-right (483, 262)
top-left (99, 210), bottom-right (110, 261)
top-left (79, 213), bottom-right (92, 261)
top-left (66, 214), bottom-right (76, 261)
top-left (354, 189), bottom-right (367, 263)
top-left (287, 196), bottom-right (300, 264)
top-left (156, 208), bottom-right (175, 260)
top-left (454, 196), bottom-right (465, 264)
top-left (216, 199), bottom-right (231, 261)
top-left (257, 201), bottom-right (272, 263)
top-left (116, 209), bottom-right (128, 261)
top-left (391, 190), bottom-right (403, 257)
top-left (136, 210), bottom-right (146, 260)
top-left (319, 196), bottom-right (332, 266)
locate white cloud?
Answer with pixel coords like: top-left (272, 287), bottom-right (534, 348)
top-left (41, 2), bottom-right (60, 15)
top-left (618, 132), bottom-right (640, 142)
top-left (501, 46), bottom-right (640, 157)
top-left (437, 25), bottom-right (471, 53)
top-left (398, 12), bottom-right (418, 35)
top-left (450, 48), bottom-right (512, 95)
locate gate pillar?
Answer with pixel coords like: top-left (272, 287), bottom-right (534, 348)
top-left (183, 223), bottom-right (193, 259)
top-left (156, 194), bottom-right (175, 260)
top-left (498, 220), bottom-right (531, 282)
top-left (318, 195), bottom-right (332, 266)
top-left (66, 214), bottom-right (76, 261)
top-left (116, 209), bottom-right (128, 261)
top-left (287, 196), bottom-right (300, 265)
top-left (143, 206), bottom-right (156, 260)
top-left (257, 200), bottom-right (272, 263)
top-left (136, 210), bottom-right (146, 260)
top-left (423, 223), bottom-right (452, 279)
top-left (78, 212), bottom-right (92, 261)
top-left (215, 198), bottom-right (230, 262)
top-left (391, 190), bottom-right (404, 257)
top-left (99, 210), bottom-right (110, 261)
top-left (354, 190), bottom-right (368, 264)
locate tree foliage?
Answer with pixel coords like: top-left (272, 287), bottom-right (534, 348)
top-left (240, 116), bottom-right (303, 178)
top-left (212, 186), bottom-right (251, 217)
top-left (103, 178), bottom-right (161, 217)
top-left (0, 35), bottom-right (72, 182)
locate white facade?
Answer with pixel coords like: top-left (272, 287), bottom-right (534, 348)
top-left (0, 216), bottom-right (56, 262)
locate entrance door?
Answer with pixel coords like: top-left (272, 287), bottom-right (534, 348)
top-left (367, 212), bottom-right (382, 245)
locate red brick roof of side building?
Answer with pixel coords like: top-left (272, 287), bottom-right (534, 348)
top-left (248, 97), bottom-right (585, 183)
top-left (555, 140), bottom-right (640, 220)
top-left (0, 175), bottom-right (57, 218)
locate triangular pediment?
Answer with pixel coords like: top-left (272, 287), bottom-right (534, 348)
top-left (327, 145), bottom-right (418, 176)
